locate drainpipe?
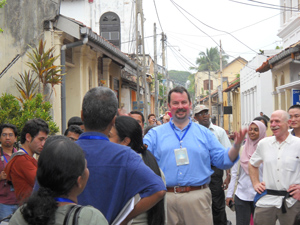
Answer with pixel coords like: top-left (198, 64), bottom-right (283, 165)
top-left (61, 35), bottom-right (88, 133)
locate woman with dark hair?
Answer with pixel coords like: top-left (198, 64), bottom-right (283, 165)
top-left (225, 121), bottom-right (266, 225)
top-left (109, 116), bottom-right (165, 225)
top-left (9, 136), bottom-right (108, 225)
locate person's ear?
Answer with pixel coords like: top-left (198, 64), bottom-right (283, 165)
top-left (77, 176), bottom-right (83, 189)
top-left (25, 133), bottom-right (32, 143)
top-left (81, 110), bottom-right (84, 122)
top-left (121, 137), bottom-right (131, 146)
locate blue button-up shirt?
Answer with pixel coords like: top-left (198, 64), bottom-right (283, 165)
top-left (77, 132), bottom-right (166, 224)
top-left (144, 118), bottom-right (238, 187)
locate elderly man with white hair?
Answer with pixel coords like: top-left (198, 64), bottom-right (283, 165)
top-left (249, 110), bottom-right (300, 225)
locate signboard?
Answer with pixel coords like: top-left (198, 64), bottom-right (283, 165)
top-left (132, 101), bottom-right (144, 113)
top-left (293, 89), bottom-right (300, 105)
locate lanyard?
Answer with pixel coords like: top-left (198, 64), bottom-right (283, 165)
top-left (169, 121), bottom-right (192, 148)
top-left (54, 197), bottom-right (75, 204)
top-left (20, 148), bottom-right (29, 155)
top-left (78, 135), bottom-right (109, 141)
top-left (1, 147), bottom-right (16, 163)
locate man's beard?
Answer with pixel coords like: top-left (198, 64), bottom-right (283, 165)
top-left (174, 108), bottom-right (188, 120)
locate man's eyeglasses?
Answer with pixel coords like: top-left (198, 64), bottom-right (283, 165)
top-left (1, 133), bottom-right (15, 137)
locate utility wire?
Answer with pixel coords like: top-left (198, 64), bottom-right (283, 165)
top-left (167, 41), bottom-right (197, 69)
top-left (170, 0), bottom-right (259, 54)
top-left (248, 0), bottom-right (299, 10)
top-left (166, 45), bottom-right (191, 71)
top-left (229, 0), bottom-right (300, 12)
top-left (169, 0), bottom-right (220, 47)
top-left (153, 0), bottom-right (164, 33)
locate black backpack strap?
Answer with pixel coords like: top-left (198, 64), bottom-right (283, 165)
top-left (63, 205), bottom-right (77, 225)
top-left (72, 205), bottom-right (84, 225)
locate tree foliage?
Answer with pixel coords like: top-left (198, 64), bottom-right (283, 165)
top-left (168, 70), bottom-right (191, 85)
top-left (26, 40), bottom-right (64, 99)
top-left (14, 71), bottom-right (38, 104)
top-left (191, 47), bottom-right (229, 72)
top-left (0, 93), bottom-right (59, 138)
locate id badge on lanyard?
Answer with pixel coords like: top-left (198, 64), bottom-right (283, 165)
top-left (174, 147), bottom-right (189, 166)
top-left (170, 122), bottom-right (191, 166)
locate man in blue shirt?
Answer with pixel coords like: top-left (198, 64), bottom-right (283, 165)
top-left (77, 87), bottom-right (166, 224)
top-left (144, 86), bottom-right (246, 225)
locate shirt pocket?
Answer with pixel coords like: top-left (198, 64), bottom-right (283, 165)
top-left (285, 156), bottom-right (299, 172)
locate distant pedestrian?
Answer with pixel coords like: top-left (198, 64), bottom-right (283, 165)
top-left (67, 116), bottom-right (84, 130)
top-left (194, 104), bottom-right (232, 225)
top-left (129, 110), bottom-right (145, 130)
top-left (5, 119), bottom-right (49, 203)
top-left (288, 104), bottom-right (300, 138)
top-left (0, 124), bottom-right (18, 221)
top-left (64, 125), bottom-right (83, 141)
top-left (259, 112), bottom-right (270, 122)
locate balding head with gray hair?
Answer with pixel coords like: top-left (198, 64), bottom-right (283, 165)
top-left (82, 87), bottom-right (118, 131)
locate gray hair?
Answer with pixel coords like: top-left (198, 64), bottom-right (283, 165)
top-left (82, 87), bottom-right (118, 131)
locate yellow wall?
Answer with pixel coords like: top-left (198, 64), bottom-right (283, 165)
top-left (272, 64), bottom-right (290, 111)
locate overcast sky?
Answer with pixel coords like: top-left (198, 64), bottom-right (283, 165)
top-left (142, 0), bottom-right (283, 72)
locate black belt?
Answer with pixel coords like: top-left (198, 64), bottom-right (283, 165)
top-left (254, 189), bottom-right (292, 214)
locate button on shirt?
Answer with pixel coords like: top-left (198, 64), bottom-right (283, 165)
top-left (144, 118), bottom-right (237, 187)
top-left (250, 134), bottom-right (300, 208)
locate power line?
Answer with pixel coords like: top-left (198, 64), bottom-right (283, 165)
top-left (153, 0), bottom-right (164, 33)
top-left (167, 41), bottom-right (197, 68)
top-left (229, 0), bottom-right (300, 12)
top-left (169, 0), bottom-right (220, 47)
top-left (248, 0), bottom-right (299, 10)
top-left (170, 0), bottom-right (259, 54)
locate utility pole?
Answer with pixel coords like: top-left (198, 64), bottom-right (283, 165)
top-left (135, 0), bottom-right (140, 112)
top-left (140, 0), bottom-right (148, 118)
top-left (161, 32), bottom-right (166, 110)
top-left (220, 40), bottom-right (224, 128)
top-left (154, 23), bottom-right (159, 117)
top-left (135, 0), bottom-right (148, 117)
top-left (208, 69), bottom-right (212, 114)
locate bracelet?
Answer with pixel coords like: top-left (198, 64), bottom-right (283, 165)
top-left (227, 173), bottom-right (231, 176)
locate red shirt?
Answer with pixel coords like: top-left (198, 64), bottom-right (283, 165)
top-left (4, 152), bottom-right (37, 203)
top-left (0, 149), bottom-right (18, 205)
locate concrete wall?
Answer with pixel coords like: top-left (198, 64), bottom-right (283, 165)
top-left (0, 0), bottom-right (60, 96)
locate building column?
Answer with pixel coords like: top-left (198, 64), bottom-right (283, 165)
top-left (103, 58), bottom-right (112, 88)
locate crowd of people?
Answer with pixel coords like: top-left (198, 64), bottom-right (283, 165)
top-left (0, 85), bottom-right (300, 225)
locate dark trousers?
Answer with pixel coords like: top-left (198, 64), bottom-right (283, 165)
top-left (209, 166), bottom-right (227, 225)
top-left (234, 195), bottom-right (254, 225)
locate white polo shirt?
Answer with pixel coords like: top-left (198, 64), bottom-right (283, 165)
top-left (250, 133), bottom-right (300, 208)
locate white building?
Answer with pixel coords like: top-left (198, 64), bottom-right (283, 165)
top-left (60, 0), bottom-right (134, 52)
top-left (278, 0), bottom-right (300, 49)
top-left (240, 50), bottom-right (280, 128)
